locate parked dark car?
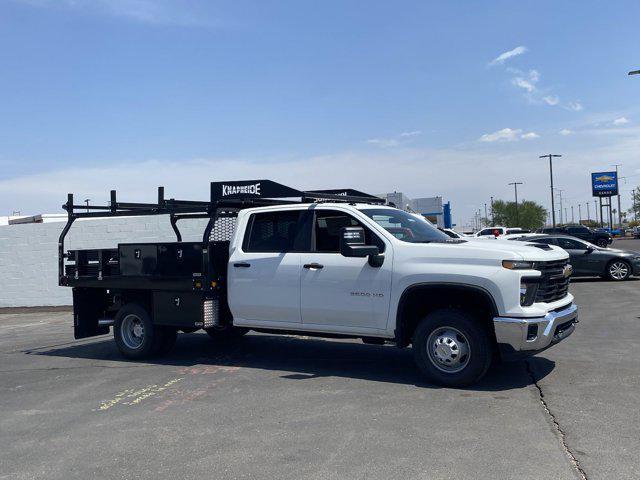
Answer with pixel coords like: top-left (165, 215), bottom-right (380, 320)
top-left (518, 235), bottom-right (640, 280)
top-left (538, 225), bottom-right (612, 247)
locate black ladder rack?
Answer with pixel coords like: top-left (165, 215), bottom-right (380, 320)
top-left (58, 179), bottom-right (385, 283)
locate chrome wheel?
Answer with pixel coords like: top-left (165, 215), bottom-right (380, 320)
top-left (426, 327), bottom-right (471, 374)
top-left (120, 314), bottom-right (145, 349)
top-left (609, 261), bottom-right (630, 280)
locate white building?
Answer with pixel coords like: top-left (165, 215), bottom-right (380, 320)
top-left (378, 192), bottom-right (448, 228)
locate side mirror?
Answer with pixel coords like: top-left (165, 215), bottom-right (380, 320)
top-left (585, 245), bottom-right (595, 254)
top-left (340, 227), bottom-right (383, 267)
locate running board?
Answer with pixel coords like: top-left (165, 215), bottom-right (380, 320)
top-left (98, 319), bottom-right (114, 327)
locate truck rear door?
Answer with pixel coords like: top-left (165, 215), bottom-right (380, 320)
top-left (227, 209), bottom-right (307, 325)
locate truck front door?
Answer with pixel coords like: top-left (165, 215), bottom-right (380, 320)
top-left (228, 210), bottom-right (306, 325)
top-left (299, 209), bottom-right (392, 332)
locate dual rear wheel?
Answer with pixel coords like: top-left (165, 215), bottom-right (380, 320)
top-left (113, 303), bottom-right (247, 359)
top-left (113, 304), bottom-right (176, 359)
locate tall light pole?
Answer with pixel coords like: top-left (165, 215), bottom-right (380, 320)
top-left (612, 164), bottom-right (622, 228)
top-left (556, 189), bottom-right (564, 224)
top-left (509, 181), bottom-right (524, 225)
top-left (484, 203), bottom-right (488, 226)
top-left (578, 204), bottom-right (582, 224)
top-left (540, 154), bottom-right (562, 228)
top-left (594, 199), bottom-right (599, 226)
top-left (586, 202), bottom-right (591, 222)
top-left (633, 189), bottom-right (637, 222)
top-left (571, 205), bottom-right (574, 223)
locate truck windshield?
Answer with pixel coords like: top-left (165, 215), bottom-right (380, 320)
top-left (360, 209), bottom-right (454, 243)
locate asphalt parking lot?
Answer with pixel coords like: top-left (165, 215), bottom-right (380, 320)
top-left (1, 240), bottom-right (639, 480)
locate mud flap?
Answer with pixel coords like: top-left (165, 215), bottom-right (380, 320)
top-left (73, 288), bottom-right (110, 339)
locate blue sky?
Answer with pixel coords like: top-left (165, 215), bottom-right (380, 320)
top-left (1, 0), bottom-right (639, 227)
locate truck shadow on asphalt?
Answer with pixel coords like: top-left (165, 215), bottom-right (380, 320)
top-left (31, 332), bottom-right (555, 392)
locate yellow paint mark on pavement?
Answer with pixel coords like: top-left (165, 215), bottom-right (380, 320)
top-left (97, 377), bottom-right (183, 411)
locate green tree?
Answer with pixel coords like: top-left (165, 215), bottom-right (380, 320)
top-left (491, 199), bottom-right (547, 230)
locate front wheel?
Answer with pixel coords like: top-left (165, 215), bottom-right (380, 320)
top-left (412, 309), bottom-right (492, 387)
top-left (607, 260), bottom-right (631, 281)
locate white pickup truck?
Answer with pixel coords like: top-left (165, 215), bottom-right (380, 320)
top-left (61, 181), bottom-right (578, 387)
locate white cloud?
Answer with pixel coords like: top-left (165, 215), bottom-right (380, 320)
top-left (521, 132), bottom-right (540, 139)
top-left (559, 129), bottom-right (574, 136)
top-left (488, 46), bottom-right (528, 66)
top-left (367, 130), bottom-right (422, 147)
top-left (567, 101), bottom-right (584, 111)
top-left (366, 138), bottom-right (400, 148)
top-left (511, 69), bottom-right (540, 93)
top-left (479, 128), bottom-right (522, 142)
top-left (512, 77), bottom-right (536, 92)
top-left (505, 69), bottom-right (564, 107)
top-left (613, 117), bottom-right (629, 125)
top-left (479, 128), bottom-right (540, 142)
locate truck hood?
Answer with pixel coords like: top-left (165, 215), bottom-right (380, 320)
top-left (402, 238), bottom-right (569, 263)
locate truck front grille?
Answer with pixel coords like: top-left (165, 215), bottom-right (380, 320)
top-left (535, 259), bottom-right (570, 303)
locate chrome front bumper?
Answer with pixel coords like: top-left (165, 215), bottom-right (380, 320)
top-left (493, 303), bottom-right (578, 359)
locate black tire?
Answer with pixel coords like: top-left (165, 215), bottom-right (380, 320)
top-left (155, 327), bottom-right (178, 355)
top-left (596, 238), bottom-right (608, 248)
top-left (606, 259), bottom-right (631, 281)
top-left (412, 309), bottom-right (492, 387)
top-left (205, 324), bottom-right (249, 341)
top-left (113, 303), bottom-right (160, 359)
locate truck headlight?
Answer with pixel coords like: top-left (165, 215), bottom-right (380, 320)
top-left (520, 282), bottom-right (538, 306)
top-left (503, 260), bottom-right (536, 270)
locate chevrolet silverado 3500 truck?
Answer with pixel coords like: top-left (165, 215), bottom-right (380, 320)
top-left (59, 180), bottom-right (578, 386)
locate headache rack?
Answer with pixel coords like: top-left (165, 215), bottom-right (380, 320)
top-left (58, 179), bottom-right (385, 286)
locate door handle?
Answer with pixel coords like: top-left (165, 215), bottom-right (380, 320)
top-left (303, 263), bottom-right (324, 269)
top-left (233, 262), bottom-right (251, 268)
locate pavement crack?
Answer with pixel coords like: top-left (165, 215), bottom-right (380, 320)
top-left (526, 360), bottom-right (588, 480)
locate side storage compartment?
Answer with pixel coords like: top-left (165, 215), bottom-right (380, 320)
top-left (153, 291), bottom-right (204, 328)
top-left (73, 288), bottom-right (110, 339)
top-left (119, 244), bottom-right (158, 276)
top-left (118, 242), bottom-right (203, 277)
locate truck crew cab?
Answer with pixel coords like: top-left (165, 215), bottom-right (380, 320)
top-left (59, 180), bottom-right (578, 387)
